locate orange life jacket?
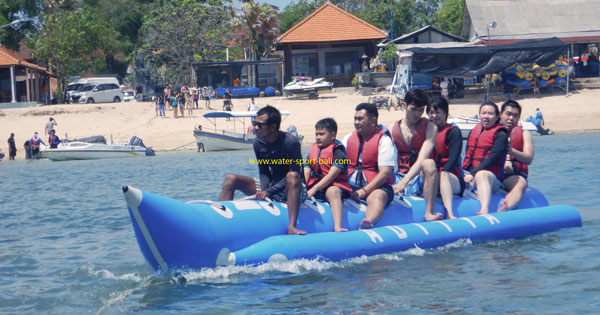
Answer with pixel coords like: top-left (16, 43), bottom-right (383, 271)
top-left (346, 128), bottom-right (394, 186)
top-left (508, 126), bottom-right (529, 176)
top-left (391, 118), bottom-right (428, 174)
top-left (306, 141), bottom-right (352, 194)
top-left (462, 122), bottom-right (507, 179)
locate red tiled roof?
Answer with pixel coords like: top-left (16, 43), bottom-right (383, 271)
top-left (0, 46), bottom-right (49, 73)
top-left (278, 2), bottom-right (387, 44)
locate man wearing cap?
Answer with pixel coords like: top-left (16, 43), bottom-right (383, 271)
top-left (45, 117), bottom-right (57, 135)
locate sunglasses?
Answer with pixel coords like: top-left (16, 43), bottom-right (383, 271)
top-left (252, 121), bottom-right (269, 128)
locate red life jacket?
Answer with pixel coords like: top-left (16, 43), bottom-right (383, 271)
top-left (306, 141), bottom-right (352, 193)
top-left (435, 123), bottom-right (463, 179)
top-left (346, 128), bottom-right (394, 186)
top-left (30, 137), bottom-right (41, 149)
top-left (508, 126), bottom-right (529, 176)
top-left (391, 118), bottom-right (428, 174)
top-left (461, 122), bottom-right (507, 179)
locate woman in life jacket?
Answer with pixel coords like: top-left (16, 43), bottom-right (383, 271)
top-left (427, 98), bottom-right (465, 219)
top-left (462, 102), bottom-right (508, 215)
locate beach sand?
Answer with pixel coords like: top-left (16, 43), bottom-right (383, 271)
top-left (1, 88), bottom-right (599, 160)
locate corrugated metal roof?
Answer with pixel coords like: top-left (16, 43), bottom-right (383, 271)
top-left (465, 0), bottom-right (600, 42)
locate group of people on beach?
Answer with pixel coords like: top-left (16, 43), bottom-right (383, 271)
top-left (7, 117), bottom-right (60, 160)
top-left (155, 85), bottom-right (244, 118)
top-left (218, 88), bottom-right (534, 235)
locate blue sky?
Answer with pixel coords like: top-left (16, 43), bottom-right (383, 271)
top-left (263, 0), bottom-right (295, 10)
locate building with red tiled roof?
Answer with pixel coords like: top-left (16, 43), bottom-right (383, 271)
top-left (276, 2), bottom-right (387, 85)
top-left (0, 46), bottom-right (54, 105)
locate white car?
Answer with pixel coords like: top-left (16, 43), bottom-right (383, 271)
top-left (122, 90), bottom-right (135, 102)
top-left (71, 83), bottom-right (122, 103)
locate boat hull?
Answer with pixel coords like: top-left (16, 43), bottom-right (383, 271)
top-left (123, 186), bottom-right (581, 270)
top-left (39, 143), bottom-right (148, 161)
top-left (194, 131), bottom-right (254, 151)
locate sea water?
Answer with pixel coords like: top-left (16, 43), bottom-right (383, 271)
top-left (1, 133), bottom-right (599, 313)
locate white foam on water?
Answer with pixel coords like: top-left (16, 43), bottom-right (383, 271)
top-left (85, 265), bottom-right (145, 282)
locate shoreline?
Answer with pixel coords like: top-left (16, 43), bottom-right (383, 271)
top-left (2, 88), bottom-right (599, 160)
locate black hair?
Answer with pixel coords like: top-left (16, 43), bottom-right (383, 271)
top-left (355, 103), bottom-right (378, 119)
top-left (404, 89), bottom-right (429, 108)
top-left (501, 100), bottom-right (522, 115)
top-left (315, 118), bottom-right (337, 134)
top-left (427, 97), bottom-right (449, 115)
top-left (256, 105), bottom-right (281, 129)
top-left (479, 101), bottom-right (500, 116)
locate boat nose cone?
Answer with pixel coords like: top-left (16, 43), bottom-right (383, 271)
top-left (123, 185), bottom-right (143, 208)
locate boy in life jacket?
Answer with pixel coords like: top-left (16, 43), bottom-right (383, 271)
top-left (498, 100), bottom-right (534, 211)
top-left (427, 98), bottom-right (465, 219)
top-left (390, 89), bottom-right (439, 221)
top-left (303, 118), bottom-right (352, 232)
top-left (218, 105), bottom-right (306, 235)
top-left (342, 103), bottom-right (395, 230)
top-left (462, 102), bottom-right (509, 215)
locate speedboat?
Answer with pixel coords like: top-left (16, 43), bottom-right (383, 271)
top-left (194, 111), bottom-right (290, 151)
top-left (122, 185), bottom-right (581, 271)
top-left (39, 136), bottom-right (155, 161)
top-left (448, 116), bottom-right (538, 139)
top-left (283, 77), bottom-right (333, 99)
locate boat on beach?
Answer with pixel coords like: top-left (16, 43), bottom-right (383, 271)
top-left (448, 116), bottom-right (538, 139)
top-left (194, 111), bottom-right (290, 151)
top-left (39, 136), bottom-right (155, 161)
top-left (122, 185), bottom-right (581, 271)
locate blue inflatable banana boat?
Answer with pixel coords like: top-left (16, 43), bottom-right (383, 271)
top-left (122, 185), bottom-right (581, 271)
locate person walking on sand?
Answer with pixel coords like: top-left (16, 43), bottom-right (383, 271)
top-left (45, 117), bottom-right (57, 135)
top-left (218, 105), bottom-right (306, 235)
top-left (7, 133), bottom-right (16, 160)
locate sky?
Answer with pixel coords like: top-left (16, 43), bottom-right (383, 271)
top-left (263, 0), bottom-right (296, 10)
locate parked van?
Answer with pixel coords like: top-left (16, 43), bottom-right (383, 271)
top-left (71, 83), bottom-right (122, 103)
top-left (65, 77), bottom-right (120, 103)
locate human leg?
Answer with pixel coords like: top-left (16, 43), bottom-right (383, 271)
top-left (218, 174), bottom-right (258, 201)
top-left (439, 171), bottom-right (461, 219)
top-left (474, 170), bottom-right (496, 214)
top-left (422, 159), bottom-right (441, 221)
top-left (285, 171), bottom-right (306, 235)
top-left (325, 186), bottom-right (347, 232)
top-left (499, 175), bottom-right (528, 211)
top-left (362, 188), bottom-right (390, 228)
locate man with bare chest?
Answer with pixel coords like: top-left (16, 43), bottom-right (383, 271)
top-left (389, 89), bottom-right (439, 221)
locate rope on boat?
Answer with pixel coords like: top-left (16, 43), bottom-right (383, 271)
top-left (167, 141), bottom-right (196, 151)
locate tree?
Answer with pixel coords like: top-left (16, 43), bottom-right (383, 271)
top-left (31, 9), bottom-right (120, 102)
top-left (140, 0), bottom-right (232, 86)
top-left (278, 0), bottom-right (322, 34)
top-left (436, 0), bottom-right (464, 36)
top-left (0, 0), bottom-right (40, 50)
top-left (233, 0), bottom-right (280, 60)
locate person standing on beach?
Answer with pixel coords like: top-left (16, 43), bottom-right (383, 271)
top-left (218, 105), bottom-right (306, 235)
top-left (136, 83), bottom-right (143, 102)
top-left (498, 100), bottom-right (534, 212)
top-left (192, 88), bottom-right (199, 109)
top-left (223, 88), bottom-right (233, 111)
top-left (45, 117), bottom-right (57, 135)
top-left (248, 97), bottom-right (259, 112)
top-left (7, 133), bottom-right (16, 160)
top-left (29, 132), bottom-right (46, 159)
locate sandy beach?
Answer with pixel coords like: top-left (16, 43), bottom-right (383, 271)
top-left (1, 88), bottom-right (599, 160)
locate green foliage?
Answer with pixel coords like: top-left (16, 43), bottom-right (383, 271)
top-left (140, 0), bottom-right (232, 86)
top-left (31, 8), bottom-right (120, 102)
top-left (435, 0), bottom-right (465, 36)
top-left (278, 0), bottom-right (323, 34)
top-left (380, 42), bottom-right (396, 64)
top-left (233, 0), bottom-right (280, 60)
top-left (0, 0), bottom-right (40, 50)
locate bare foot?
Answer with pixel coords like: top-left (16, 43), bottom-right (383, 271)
top-left (447, 214), bottom-right (457, 220)
top-left (497, 199), bottom-right (509, 212)
top-left (476, 209), bottom-right (489, 215)
top-left (424, 213), bottom-right (442, 221)
top-left (334, 226), bottom-right (348, 232)
top-left (288, 226), bottom-right (307, 235)
top-left (359, 218), bottom-right (373, 230)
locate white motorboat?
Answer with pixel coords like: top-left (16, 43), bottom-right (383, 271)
top-left (39, 136), bottom-right (155, 161)
top-left (283, 77), bottom-right (333, 99)
top-left (448, 116), bottom-right (538, 139)
top-left (194, 111), bottom-right (290, 151)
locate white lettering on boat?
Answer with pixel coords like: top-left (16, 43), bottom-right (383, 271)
top-left (482, 214), bottom-right (501, 225)
top-left (386, 226), bottom-right (408, 239)
top-left (361, 230), bottom-right (383, 243)
top-left (460, 217), bottom-right (477, 228)
top-left (437, 221), bottom-right (453, 232)
top-left (411, 223), bottom-right (429, 235)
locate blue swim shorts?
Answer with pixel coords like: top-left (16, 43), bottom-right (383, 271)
top-left (395, 172), bottom-right (424, 196)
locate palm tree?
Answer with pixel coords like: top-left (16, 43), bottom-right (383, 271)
top-left (233, 0), bottom-right (280, 61)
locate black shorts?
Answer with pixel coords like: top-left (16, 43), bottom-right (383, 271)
top-left (312, 185), bottom-right (351, 201)
top-left (354, 183), bottom-right (394, 206)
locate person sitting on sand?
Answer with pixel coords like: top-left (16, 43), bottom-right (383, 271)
top-left (304, 118), bottom-right (352, 232)
top-left (462, 102), bottom-right (508, 215)
top-left (342, 103), bottom-right (395, 229)
top-left (390, 89), bottom-right (439, 221)
top-left (498, 100), bottom-right (534, 212)
top-left (218, 105), bottom-right (306, 235)
top-left (427, 98), bottom-right (465, 219)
